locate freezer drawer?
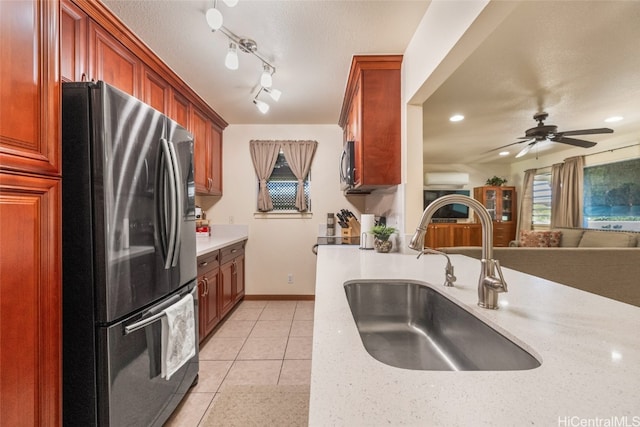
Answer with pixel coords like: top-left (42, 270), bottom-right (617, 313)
top-left (64, 283), bottom-right (199, 426)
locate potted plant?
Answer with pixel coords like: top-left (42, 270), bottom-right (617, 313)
top-left (371, 225), bottom-right (396, 253)
top-left (486, 175), bottom-right (507, 186)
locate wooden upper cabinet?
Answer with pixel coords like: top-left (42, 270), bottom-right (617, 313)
top-left (209, 124), bottom-right (223, 195)
top-left (141, 66), bottom-right (171, 114)
top-left (61, 0), bottom-right (88, 83)
top-left (191, 107), bottom-right (211, 194)
top-left (0, 0), bottom-right (60, 176)
top-left (170, 91), bottom-right (191, 129)
top-left (0, 172), bottom-right (62, 427)
top-left (88, 20), bottom-right (140, 97)
top-left (339, 55), bottom-right (402, 191)
top-left (191, 107), bottom-right (223, 196)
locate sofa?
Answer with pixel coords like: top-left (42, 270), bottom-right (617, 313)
top-left (442, 227), bottom-right (640, 307)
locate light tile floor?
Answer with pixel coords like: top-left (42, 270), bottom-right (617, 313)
top-left (165, 300), bottom-right (314, 426)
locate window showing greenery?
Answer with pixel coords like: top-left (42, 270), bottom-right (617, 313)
top-left (265, 152), bottom-right (310, 211)
top-left (532, 172), bottom-right (552, 226)
top-left (583, 157), bottom-right (640, 231)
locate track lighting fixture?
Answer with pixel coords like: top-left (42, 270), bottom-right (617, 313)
top-left (225, 42), bottom-right (239, 70)
top-left (205, 7), bottom-right (223, 30)
top-left (263, 87), bottom-right (281, 102)
top-left (253, 99), bottom-right (269, 114)
top-left (205, 1), bottom-right (282, 113)
top-left (260, 64), bottom-right (273, 88)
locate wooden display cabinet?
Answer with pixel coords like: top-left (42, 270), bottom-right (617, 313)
top-left (474, 186), bottom-right (517, 247)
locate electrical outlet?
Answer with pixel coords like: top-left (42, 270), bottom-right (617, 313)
top-left (287, 273), bottom-right (294, 284)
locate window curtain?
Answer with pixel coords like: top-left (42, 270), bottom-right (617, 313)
top-left (281, 140), bottom-right (318, 212)
top-left (516, 168), bottom-right (537, 236)
top-left (551, 156), bottom-right (585, 228)
top-left (249, 140), bottom-right (281, 212)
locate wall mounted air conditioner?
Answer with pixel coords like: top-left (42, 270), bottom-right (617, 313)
top-left (424, 172), bottom-right (469, 187)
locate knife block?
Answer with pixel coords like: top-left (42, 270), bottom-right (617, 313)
top-left (341, 218), bottom-right (361, 242)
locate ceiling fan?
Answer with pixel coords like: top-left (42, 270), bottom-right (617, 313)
top-left (494, 112), bottom-right (614, 158)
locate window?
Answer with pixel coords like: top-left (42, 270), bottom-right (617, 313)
top-left (532, 172), bottom-right (552, 226)
top-left (583, 158), bottom-right (640, 231)
top-left (264, 151), bottom-right (310, 211)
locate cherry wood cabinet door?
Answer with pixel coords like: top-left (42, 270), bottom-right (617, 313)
top-left (203, 268), bottom-right (220, 336)
top-left (191, 107), bottom-right (212, 194)
top-left (0, 172), bottom-right (61, 427)
top-left (208, 124), bottom-right (223, 195)
top-left (234, 254), bottom-right (245, 302)
top-left (0, 0), bottom-right (60, 176)
top-left (88, 20), bottom-right (140, 97)
top-left (141, 66), bottom-right (171, 114)
top-left (61, 0), bottom-right (88, 83)
top-left (425, 224), bottom-right (452, 248)
top-left (170, 91), bottom-right (191, 129)
top-left (220, 261), bottom-right (235, 317)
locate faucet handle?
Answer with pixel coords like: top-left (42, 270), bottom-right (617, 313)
top-left (487, 259), bottom-right (508, 292)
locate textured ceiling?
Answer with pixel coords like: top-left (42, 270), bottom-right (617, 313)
top-left (102, 0), bottom-right (430, 124)
top-left (422, 1), bottom-right (640, 164)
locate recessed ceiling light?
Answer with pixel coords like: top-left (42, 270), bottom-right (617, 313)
top-left (449, 114), bottom-right (464, 122)
top-left (605, 116), bottom-right (624, 123)
top-left (499, 151), bottom-right (509, 156)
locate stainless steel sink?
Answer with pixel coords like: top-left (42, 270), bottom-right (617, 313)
top-left (344, 280), bottom-right (541, 371)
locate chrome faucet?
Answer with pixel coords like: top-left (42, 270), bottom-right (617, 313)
top-left (409, 195), bottom-right (508, 309)
top-left (417, 248), bottom-right (457, 287)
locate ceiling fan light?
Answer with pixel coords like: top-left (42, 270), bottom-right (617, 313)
top-left (260, 65), bottom-right (273, 88)
top-left (253, 99), bottom-right (269, 114)
top-left (449, 114), bottom-right (464, 122)
top-left (205, 8), bottom-right (223, 30)
top-left (225, 43), bottom-right (239, 70)
top-left (222, 0), bottom-right (239, 7)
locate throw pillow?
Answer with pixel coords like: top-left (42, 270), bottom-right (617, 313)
top-left (519, 230), bottom-right (550, 247)
top-left (548, 230), bottom-right (562, 248)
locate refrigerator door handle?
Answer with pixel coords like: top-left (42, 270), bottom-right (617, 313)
top-left (160, 138), bottom-right (178, 269)
top-left (167, 140), bottom-right (182, 268)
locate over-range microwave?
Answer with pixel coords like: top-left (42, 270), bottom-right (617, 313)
top-left (340, 140), bottom-right (355, 190)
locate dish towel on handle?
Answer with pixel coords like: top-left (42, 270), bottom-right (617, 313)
top-left (161, 293), bottom-right (196, 380)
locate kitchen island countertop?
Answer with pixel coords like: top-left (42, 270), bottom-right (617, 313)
top-left (195, 224), bottom-right (248, 257)
top-left (310, 245), bottom-right (640, 426)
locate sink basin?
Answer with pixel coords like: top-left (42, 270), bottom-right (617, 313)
top-left (344, 280), bottom-right (541, 371)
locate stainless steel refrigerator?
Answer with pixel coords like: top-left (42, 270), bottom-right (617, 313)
top-left (62, 81), bottom-right (198, 426)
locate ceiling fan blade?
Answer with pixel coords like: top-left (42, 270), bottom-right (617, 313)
top-left (485, 138), bottom-right (534, 153)
top-left (558, 128), bottom-right (613, 136)
top-left (515, 142), bottom-right (535, 158)
top-left (552, 136), bottom-right (597, 148)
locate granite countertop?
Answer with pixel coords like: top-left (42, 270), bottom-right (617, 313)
top-left (310, 246), bottom-right (640, 426)
top-left (196, 225), bottom-right (248, 257)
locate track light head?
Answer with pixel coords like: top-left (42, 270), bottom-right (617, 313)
top-left (205, 7), bottom-right (223, 30)
top-left (253, 99), bottom-right (270, 114)
top-left (260, 64), bottom-right (273, 88)
top-left (225, 42), bottom-right (239, 70)
top-left (264, 87), bottom-right (281, 102)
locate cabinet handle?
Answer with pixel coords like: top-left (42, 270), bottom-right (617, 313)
top-left (199, 280), bottom-right (206, 297)
top-left (231, 249), bottom-right (238, 254)
top-left (200, 261), bottom-right (208, 267)
top-left (203, 277), bottom-right (209, 296)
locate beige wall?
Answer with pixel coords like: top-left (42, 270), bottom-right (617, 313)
top-left (198, 124), bottom-right (362, 296)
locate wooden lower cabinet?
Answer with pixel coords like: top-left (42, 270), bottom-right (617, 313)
top-left (197, 250), bottom-right (220, 342)
top-left (0, 172), bottom-right (61, 426)
top-left (493, 222), bottom-right (516, 247)
top-left (220, 241), bottom-right (246, 318)
top-left (196, 240), bottom-right (246, 343)
top-left (425, 223), bottom-right (482, 248)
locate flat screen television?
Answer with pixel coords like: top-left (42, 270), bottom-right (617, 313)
top-left (423, 190), bottom-right (470, 219)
